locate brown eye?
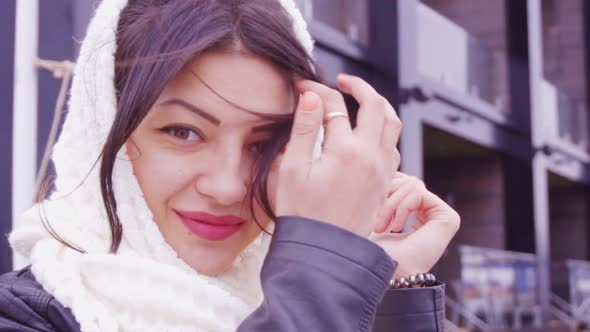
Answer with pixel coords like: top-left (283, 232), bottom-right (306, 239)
top-left (248, 141), bottom-right (271, 155)
top-left (162, 126), bottom-right (202, 142)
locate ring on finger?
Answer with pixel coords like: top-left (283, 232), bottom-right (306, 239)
top-left (324, 111), bottom-right (349, 122)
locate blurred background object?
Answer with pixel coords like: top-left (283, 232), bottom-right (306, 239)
top-left (2, 0), bottom-right (590, 330)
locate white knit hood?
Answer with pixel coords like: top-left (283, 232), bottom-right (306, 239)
top-left (9, 1), bottom-right (315, 331)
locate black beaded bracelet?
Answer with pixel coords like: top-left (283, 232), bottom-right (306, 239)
top-left (389, 273), bottom-right (436, 289)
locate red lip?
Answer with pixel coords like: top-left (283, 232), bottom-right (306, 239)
top-left (174, 210), bottom-right (245, 241)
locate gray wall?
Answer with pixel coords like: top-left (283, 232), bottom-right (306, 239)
top-left (0, 1), bottom-right (16, 273)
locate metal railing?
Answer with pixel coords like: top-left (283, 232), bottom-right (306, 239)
top-left (573, 297), bottom-right (590, 324)
top-left (416, 2), bottom-right (505, 111)
top-left (548, 291), bottom-right (590, 328)
top-left (550, 292), bottom-right (574, 317)
top-left (541, 79), bottom-right (589, 154)
top-left (446, 295), bottom-right (491, 332)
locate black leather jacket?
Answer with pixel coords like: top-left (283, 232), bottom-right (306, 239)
top-left (0, 217), bottom-right (445, 331)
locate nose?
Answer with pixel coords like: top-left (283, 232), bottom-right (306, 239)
top-left (194, 150), bottom-right (248, 206)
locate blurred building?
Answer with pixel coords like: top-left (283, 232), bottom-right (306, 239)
top-left (2, 0), bottom-right (590, 330)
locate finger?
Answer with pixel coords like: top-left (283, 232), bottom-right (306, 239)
top-left (386, 191), bottom-right (421, 233)
top-left (392, 200), bottom-right (460, 269)
top-left (387, 207), bottom-right (410, 233)
top-left (388, 149), bottom-right (401, 175)
top-left (336, 74), bottom-right (386, 143)
top-left (377, 174), bottom-right (413, 232)
top-left (380, 112), bottom-right (398, 175)
top-left (408, 192), bottom-right (461, 247)
top-left (380, 103), bottom-right (402, 156)
top-left (283, 91), bottom-right (324, 168)
top-left (411, 192), bottom-right (455, 232)
top-left (375, 184), bottom-right (413, 233)
top-left (296, 80), bottom-right (352, 148)
top-left (387, 172), bottom-right (410, 196)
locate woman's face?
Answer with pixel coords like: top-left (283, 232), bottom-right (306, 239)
top-left (127, 50), bottom-right (293, 275)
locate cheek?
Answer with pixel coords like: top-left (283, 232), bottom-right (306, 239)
top-left (242, 213), bottom-right (270, 251)
top-left (243, 162), bottom-right (278, 236)
top-left (128, 142), bottom-right (195, 213)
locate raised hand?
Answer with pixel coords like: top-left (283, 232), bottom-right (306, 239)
top-left (371, 172), bottom-right (461, 278)
top-left (274, 74), bottom-right (402, 237)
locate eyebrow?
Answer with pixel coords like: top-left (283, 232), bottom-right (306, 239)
top-left (158, 99), bottom-right (221, 126)
top-left (157, 98), bottom-right (287, 133)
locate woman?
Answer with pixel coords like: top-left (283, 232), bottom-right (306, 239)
top-left (1, 0), bottom-right (460, 331)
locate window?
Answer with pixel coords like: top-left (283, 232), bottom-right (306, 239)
top-left (295, 0), bottom-right (370, 46)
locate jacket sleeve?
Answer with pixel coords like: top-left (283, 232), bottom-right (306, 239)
top-left (372, 283), bottom-right (446, 332)
top-left (238, 216), bottom-right (396, 332)
top-left (0, 268), bottom-right (81, 332)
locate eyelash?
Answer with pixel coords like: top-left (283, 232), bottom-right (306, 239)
top-left (159, 125), bottom-right (271, 155)
top-left (159, 125), bottom-right (203, 142)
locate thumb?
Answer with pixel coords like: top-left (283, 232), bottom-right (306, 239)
top-left (283, 91), bottom-right (324, 166)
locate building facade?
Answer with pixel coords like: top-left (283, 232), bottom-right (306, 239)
top-left (2, 0), bottom-right (589, 329)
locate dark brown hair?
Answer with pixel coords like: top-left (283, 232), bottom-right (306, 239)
top-left (92, 0), bottom-right (320, 252)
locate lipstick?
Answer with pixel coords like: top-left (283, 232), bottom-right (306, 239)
top-left (174, 210), bottom-right (244, 241)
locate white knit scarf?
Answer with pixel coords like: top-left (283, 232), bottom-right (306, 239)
top-left (9, 1), bottom-right (315, 331)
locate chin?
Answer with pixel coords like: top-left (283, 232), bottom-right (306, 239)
top-left (182, 249), bottom-right (237, 276)
top-left (195, 261), bottom-right (234, 276)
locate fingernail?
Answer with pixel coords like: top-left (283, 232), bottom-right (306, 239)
top-left (336, 75), bottom-right (351, 90)
top-left (300, 91), bottom-right (318, 112)
top-left (374, 220), bottom-right (383, 233)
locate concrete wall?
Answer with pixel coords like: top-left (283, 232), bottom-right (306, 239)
top-left (549, 183), bottom-right (589, 261)
top-left (541, 0), bottom-right (588, 146)
top-left (426, 154), bottom-right (506, 284)
top-left (542, 0), bottom-right (587, 101)
top-left (549, 178), bottom-right (589, 301)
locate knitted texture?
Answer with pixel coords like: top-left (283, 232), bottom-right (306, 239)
top-left (9, 0), bottom-right (315, 331)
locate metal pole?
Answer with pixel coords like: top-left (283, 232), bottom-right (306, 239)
top-left (12, 0), bottom-right (39, 269)
top-left (396, 0), bottom-right (424, 179)
top-left (527, 0), bottom-right (551, 316)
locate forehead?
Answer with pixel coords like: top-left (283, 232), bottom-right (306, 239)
top-left (163, 50), bottom-right (294, 117)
